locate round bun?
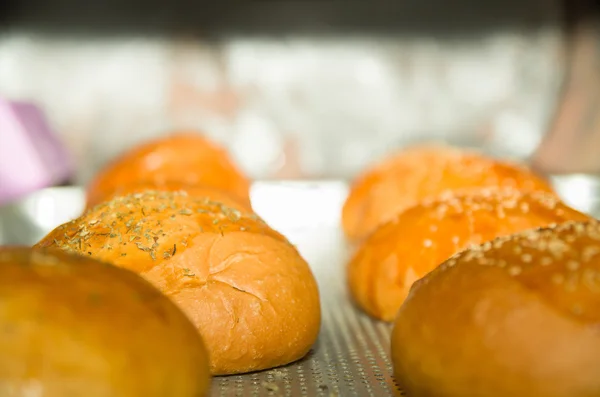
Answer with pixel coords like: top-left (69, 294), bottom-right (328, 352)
top-left (342, 145), bottom-right (555, 242)
top-left (392, 220), bottom-right (600, 397)
top-left (86, 180), bottom-right (253, 212)
top-left (36, 191), bottom-right (321, 375)
top-left (348, 189), bottom-right (591, 321)
top-left (0, 247), bottom-right (210, 397)
top-left (86, 132), bottom-right (250, 209)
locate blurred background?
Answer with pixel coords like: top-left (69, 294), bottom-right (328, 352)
top-left (0, 0), bottom-right (599, 185)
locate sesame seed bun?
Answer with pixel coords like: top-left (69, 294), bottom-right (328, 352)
top-left (0, 247), bottom-right (210, 397)
top-left (392, 220), bottom-right (600, 397)
top-left (86, 132), bottom-right (250, 209)
top-left (342, 145), bottom-right (555, 242)
top-left (35, 191), bottom-right (320, 375)
top-left (348, 189), bottom-right (591, 321)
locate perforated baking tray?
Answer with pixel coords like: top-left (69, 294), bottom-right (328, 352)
top-left (1, 178), bottom-right (599, 396)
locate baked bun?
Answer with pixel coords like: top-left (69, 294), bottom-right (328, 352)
top-left (0, 247), bottom-right (210, 397)
top-left (86, 132), bottom-right (250, 209)
top-left (86, 180), bottom-right (253, 212)
top-left (348, 189), bottom-right (590, 321)
top-left (36, 191), bottom-right (321, 375)
top-left (342, 145), bottom-right (555, 242)
top-left (392, 220), bottom-right (600, 397)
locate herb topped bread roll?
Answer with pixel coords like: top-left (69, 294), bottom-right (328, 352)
top-left (36, 191), bottom-right (321, 375)
top-left (348, 189), bottom-right (590, 321)
top-left (85, 180), bottom-right (253, 213)
top-left (392, 220), bottom-right (600, 397)
top-left (86, 132), bottom-right (250, 209)
top-left (342, 145), bottom-right (555, 242)
top-left (0, 247), bottom-right (210, 397)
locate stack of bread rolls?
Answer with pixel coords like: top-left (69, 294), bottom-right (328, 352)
top-left (345, 143), bottom-right (600, 396)
top-left (34, 132), bottom-right (321, 377)
top-left (347, 188), bottom-right (591, 321)
top-left (343, 144), bottom-right (590, 321)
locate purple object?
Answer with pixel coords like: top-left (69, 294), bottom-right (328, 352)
top-left (0, 98), bottom-right (73, 205)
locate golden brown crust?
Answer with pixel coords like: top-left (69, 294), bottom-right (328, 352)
top-left (342, 145), bottom-right (555, 242)
top-left (36, 191), bottom-right (321, 375)
top-left (85, 180), bottom-right (253, 213)
top-left (392, 220), bottom-right (600, 397)
top-left (0, 247), bottom-right (210, 397)
top-left (86, 132), bottom-right (251, 209)
top-left (348, 188), bottom-right (591, 322)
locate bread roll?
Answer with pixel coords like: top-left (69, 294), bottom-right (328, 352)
top-left (348, 189), bottom-right (590, 321)
top-left (342, 145), bottom-right (555, 242)
top-left (86, 180), bottom-right (253, 212)
top-left (392, 220), bottom-right (600, 397)
top-left (36, 191), bottom-right (321, 375)
top-left (86, 132), bottom-right (250, 209)
top-left (0, 247), bottom-right (210, 397)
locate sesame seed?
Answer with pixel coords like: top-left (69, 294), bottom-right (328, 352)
top-left (566, 260), bottom-right (580, 271)
top-left (445, 259), bottom-right (457, 267)
top-left (582, 246), bottom-right (600, 262)
top-left (423, 239), bottom-right (433, 248)
top-left (507, 266), bottom-right (522, 276)
top-left (521, 254), bottom-right (532, 263)
top-left (565, 235), bottom-right (577, 243)
top-left (481, 241), bottom-right (492, 251)
top-left (573, 222), bottom-right (587, 235)
top-left (541, 257), bottom-right (553, 266)
top-left (513, 246), bottom-right (523, 254)
top-left (551, 274), bottom-right (565, 284)
top-left (477, 257), bottom-right (490, 266)
top-left (548, 239), bottom-right (569, 259)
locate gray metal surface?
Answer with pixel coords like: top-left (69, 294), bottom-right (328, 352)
top-left (1, 178), bottom-right (599, 396)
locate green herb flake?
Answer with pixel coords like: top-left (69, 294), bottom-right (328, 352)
top-left (135, 243), bottom-right (151, 252)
